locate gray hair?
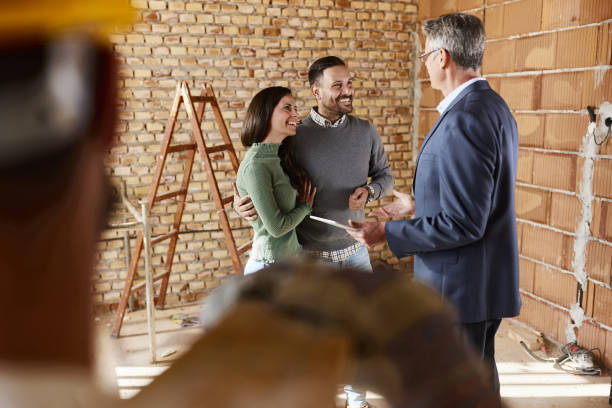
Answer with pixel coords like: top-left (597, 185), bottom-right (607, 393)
top-left (422, 13), bottom-right (485, 71)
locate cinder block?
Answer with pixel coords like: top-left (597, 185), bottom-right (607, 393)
top-left (540, 72), bottom-right (584, 110)
top-left (517, 149), bottom-right (534, 183)
top-left (582, 69), bottom-right (612, 109)
top-left (532, 152), bottom-right (577, 192)
top-left (519, 257), bottom-right (536, 292)
top-left (521, 223), bottom-right (573, 270)
top-left (556, 26), bottom-right (598, 68)
top-left (499, 75), bottom-right (541, 110)
top-left (544, 113), bottom-right (588, 151)
top-left (482, 39), bottom-right (515, 74)
top-left (549, 192), bottom-right (581, 232)
top-left (515, 33), bottom-right (557, 71)
top-left (593, 158), bottom-right (612, 200)
top-left (484, 5), bottom-right (504, 40)
top-left (586, 240), bottom-right (612, 284)
top-left (515, 113), bottom-right (545, 147)
top-left (533, 264), bottom-right (578, 308)
top-left (515, 185), bottom-right (550, 223)
top-left (503, 0), bottom-right (542, 37)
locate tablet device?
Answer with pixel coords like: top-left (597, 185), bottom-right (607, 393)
top-left (309, 215), bottom-right (359, 232)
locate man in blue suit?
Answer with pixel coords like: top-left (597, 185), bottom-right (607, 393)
top-left (348, 13), bottom-right (521, 393)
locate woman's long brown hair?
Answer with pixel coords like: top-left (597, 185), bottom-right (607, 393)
top-left (241, 86), bottom-right (309, 194)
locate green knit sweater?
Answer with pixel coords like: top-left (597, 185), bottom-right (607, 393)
top-left (236, 143), bottom-right (311, 263)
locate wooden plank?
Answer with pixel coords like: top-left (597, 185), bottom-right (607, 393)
top-left (151, 229), bottom-right (179, 245)
top-left (167, 143), bottom-right (197, 153)
top-left (154, 188), bottom-right (187, 203)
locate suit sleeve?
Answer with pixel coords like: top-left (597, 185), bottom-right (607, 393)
top-left (367, 123), bottom-right (394, 200)
top-left (242, 162), bottom-right (311, 238)
top-left (386, 111), bottom-right (497, 258)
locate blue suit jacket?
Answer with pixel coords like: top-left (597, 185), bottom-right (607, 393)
top-left (386, 80), bottom-right (521, 323)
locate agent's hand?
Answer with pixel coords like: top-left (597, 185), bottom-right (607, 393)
top-left (346, 220), bottom-right (387, 249)
top-left (369, 190), bottom-right (415, 218)
top-left (348, 187), bottom-right (368, 211)
top-left (233, 182), bottom-right (258, 221)
top-left (299, 179), bottom-right (317, 207)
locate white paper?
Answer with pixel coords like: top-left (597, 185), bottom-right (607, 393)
top-left (309, 215), bottom-right (359, 232)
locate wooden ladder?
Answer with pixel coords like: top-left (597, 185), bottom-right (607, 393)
top-left (111, 81), bottom-right (251, 338)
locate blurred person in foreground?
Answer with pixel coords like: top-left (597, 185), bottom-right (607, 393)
top-left (0, 3), bottom-right (502, 407)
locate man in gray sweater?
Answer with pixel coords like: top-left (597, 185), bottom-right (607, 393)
top-left (234, 56), bottom-right (393, 408)
top-left (235, 56), bottom-right (393, 274)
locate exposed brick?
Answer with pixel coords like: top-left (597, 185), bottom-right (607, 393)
top-left (515, 114), bottom-right (545, 148)
top-left (482, 39), bottom-right (515, 74)
top-left (534, 264), bottom-right (578, 308)
top-left (576, 321), bottom-right (608, 357)
top-left (418, 109), bottom-right (439, 139)
top-left (556, 26), bottom-right (599, 68)
top-left (515, 185), bottom-right (550, 224)
top-left (521, 223), bottom-right (573, 270)
top-left (484, 5), bottom-right (504, 40)
top-left (532, 152), bottom-right (577, 192)
top-left (544, 113), bottom-right (588, 152)
top-left (586, 240), bottom-right (612, 284)
top-left (517, 149), bottom-right (534, 183)
top-left (517, 294), bottom-right (568, 342)
top-left (597, 23), bottom-right (612, 66)
top-left (582, 68), bottom-right (612, 109)
top-left (499, 75), bottom-right (541, 110)
top-left (457, 0), bottom-right (482, 10)
top-left (503, 0), bottom-right (542, 37)
top-left (591, 201), bottom-right (612, 241)
top-left (519, 257), bottom-right (536, 292)
top-left (419, 83), bottom-right (443, 108)
top-left (542, 0), bottom-right (612, 30)
top-left (593, 158), bottom-right (612, 200)
top-left (549, 192), bottom-right (581, 232)
top-left (515, 32), bottom-right (557, 71)
top-left (540, 72), bottom-right (584, 110)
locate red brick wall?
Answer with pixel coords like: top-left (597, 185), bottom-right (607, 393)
top-left (95, 0), bottom-right (419, 309)
top-left (418, 0), bottom-right (612, 367)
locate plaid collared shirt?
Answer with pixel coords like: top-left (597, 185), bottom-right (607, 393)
top-left (317, 241), bottom-right (364, 262)
top-left (309, 107), bottom-right (347, 128)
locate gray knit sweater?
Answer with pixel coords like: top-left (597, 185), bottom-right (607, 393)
top-left (294, 114), bottom-right (393, 251)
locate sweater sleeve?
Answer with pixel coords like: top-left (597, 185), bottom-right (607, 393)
top-left (241, 162), bottom-right (311, 238)
top-left (367, 122), bottom-right (394, 200)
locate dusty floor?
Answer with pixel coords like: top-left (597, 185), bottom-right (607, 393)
top-left (94, 302), bottom-right (612, 407)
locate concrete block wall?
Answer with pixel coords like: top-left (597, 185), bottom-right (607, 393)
top-left (418, 0), bottom-right (612, 367)
top-left (94, 0), bottom-right (419, 310)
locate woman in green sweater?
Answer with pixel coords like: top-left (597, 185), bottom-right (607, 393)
top-left (236, 87), bottom-right (316, 274)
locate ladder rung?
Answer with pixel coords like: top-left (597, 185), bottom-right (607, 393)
top-left (167, 144), bottom-right (197, 153)
top-left (151, 230), bottom-right (179, 245)
top-left (191, 95), bottom-right (216, 103)
top-left (132, 271), bottom-right (170, 292)
top-left (221, 196), bottom-right (233, 206)
top-left (206, 143), bottom-right (232, 154)
top-left (237, 241), bottom-right (252, 255)
top-left (154, 188), bottom-right (187, 203)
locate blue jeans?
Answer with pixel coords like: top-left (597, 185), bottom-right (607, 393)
top-left (337, 245), bottom-right (373, 272)
top-left (243, 258), bottom-right (269, 275)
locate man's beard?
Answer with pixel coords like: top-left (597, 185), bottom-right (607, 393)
top-left (326, 95), bottom-right (353, 115)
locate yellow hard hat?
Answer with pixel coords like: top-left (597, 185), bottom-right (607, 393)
top-left (0, 0), bottom-right (135, 43)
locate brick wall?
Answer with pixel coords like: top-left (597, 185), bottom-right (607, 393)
top-left (418, 0), bottom-right (612, 367)
top-left (95, 1), bottom-right (419, 310)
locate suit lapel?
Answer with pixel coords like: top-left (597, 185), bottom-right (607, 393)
top-left (412, 80), bottom-right (491, 194)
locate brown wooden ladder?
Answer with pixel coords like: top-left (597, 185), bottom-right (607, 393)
top-left (111, 81), bottom-right (251, 338)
